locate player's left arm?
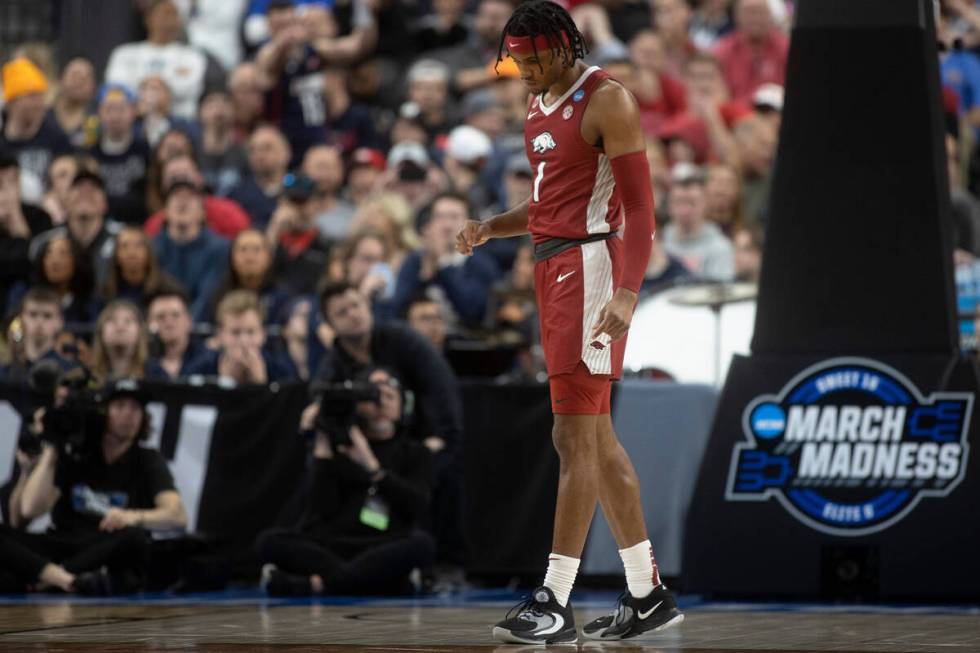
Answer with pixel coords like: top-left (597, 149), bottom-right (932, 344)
top-left (585, 81), bottom-right (655, 342)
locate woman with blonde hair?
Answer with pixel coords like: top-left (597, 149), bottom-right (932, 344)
top-left (90, 300), bottom-right (149, 382)
top-left (347, 192), bottom-right (418, 275)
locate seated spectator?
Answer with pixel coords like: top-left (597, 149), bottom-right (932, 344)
top-left (6, 234), bottom-right (101, 325)
top-left (267, 173), bottom-right (332, 295)
top-left (303, 145), bottom-right (355, 243)
top-left (210, 228), bottom-right (290, 324)
top-left (102, 226), bottom-right (182, 306)
top-left (48, 57), bottom-right (98, 149)
top-left (348, 193), bottom-right (418, 274)
top-left (392, 192), bottom-right (500, 326)
top-left (90, 299), bottom-right (150, 382)
top-left (641, 235), bottom-right (693, 295)
top-left (443, 125), bottom-right (495, 216)
top-left (662, 163), bottom-right (735, 281)
top-left (652, 0), bottom-right (697, 78)
top-left (145, 288), bottom-right (202, 380)
top-left (40, 153), bottom-right (99, 226)
top-left (0, 287), bottom-right (73, 382)
top-left (346, 148), bottom-right (386, 207)
top-left (4, 378), bottom-right (187, 594)
top-left (704, 163), bottom-right (744, 237)
top-left (406, 59), bottom-right (456, 142)
top-left (105, 0), bottom-right (214, 120)
top-left (90, 84), bottom-right (151, 224)
top-left (135, 76), bottom-right (202, 149)
top-left (407, 296), bottom-right (448, 353)
top-left (281, 297), bottom-right (313, 381)
top-left (143, 154), bottom-right (251, 239)
top-left (145, 128), bottom-right (198, 214)
top-left (485, 240), bottom-right (536, 343)
top-left (733, 113), bottom-right (778, 225)
top-left (199, 89), bottom-right (248, 196)
top-left (382, 141), bottom-right (450, 214)
top-left (185, 289), bottom-right (297, 383)
top-left (712, 0), bottom-right (788, 102)
top-left (322, 67), bottom-right (382, 155)
top-left (43, 170), bottom-right (121, 290)
top-left (0, 152), bottom-right (53, 310)
top-left (228, 62), bottom-right (265, 142)
top-left (0, 59), bottom-right (71, 205)
top-left (257, 366), bottom-right (435, 596)
top-left (733, 223), bottom-right (764, 283)
top-left (152, 181), bottom-right (229, 321)
top-left (228, 125), bottom-right (292, 229)
top-left (343, 230), bottom-right (397, 319)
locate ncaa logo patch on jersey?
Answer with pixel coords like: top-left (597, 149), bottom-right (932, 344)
top-left (563, 106), bottom-right (574, 120)
top-left (532, 132), bottom-right (557, 154)
top-left (573, 89), bottom-right (585, 102)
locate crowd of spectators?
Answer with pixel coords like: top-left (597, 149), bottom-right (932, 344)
top-left (23, 0), bottom-right (980, 595)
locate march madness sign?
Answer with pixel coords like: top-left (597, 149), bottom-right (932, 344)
top-left (726, 358), bottom-right (973, 536)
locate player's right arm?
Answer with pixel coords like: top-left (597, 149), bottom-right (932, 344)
top-left (456, 196), bottom-right (530, 255)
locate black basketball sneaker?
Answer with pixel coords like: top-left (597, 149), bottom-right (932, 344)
top-left (582, 584), bottom-right (684, 640)
top-left (491, 586), bottom-right (578, 644)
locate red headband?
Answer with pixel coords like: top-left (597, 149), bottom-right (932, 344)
top-left (504, 31), bottom-right (570, 56)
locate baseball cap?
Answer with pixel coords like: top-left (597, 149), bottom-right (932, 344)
top-left (349, 147), bottom-right (386, 172)
top-left (387, 142), bottom-right (430, 169)
top-left (446, 126), bottom-right (492, 166)
top-left (670, 162), bottom-right (705, 185)
top-left (282, 172), bottom-right (316, 203)
top-left (71, 169), bottom-right (106, 190)
top-left (104, 377), bottom-right (151, 405)
top-left (97, 82), bottom-right (137, 106)
top-left (752, 83), bottom-right (784, 112)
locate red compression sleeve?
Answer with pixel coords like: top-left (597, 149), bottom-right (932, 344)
top-left (610, 150), bottom-right (655, 293)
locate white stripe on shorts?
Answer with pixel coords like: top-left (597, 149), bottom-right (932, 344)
top-left (580, 240), bottom-right (614, 375)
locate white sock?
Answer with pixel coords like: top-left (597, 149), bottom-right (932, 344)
top-left (543, 553), bottom-right (580, 607)
top-left (619, 539), bottom-right (661, 599)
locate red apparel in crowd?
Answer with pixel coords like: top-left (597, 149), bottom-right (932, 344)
top-left (143, 196), bottom-right (252, 239)
top-left (712, 29), bottom-right (789, 102)
top-left (655, 100), bottom-right (752, 163)
top-left (636, 73), bottom-right (688, 137)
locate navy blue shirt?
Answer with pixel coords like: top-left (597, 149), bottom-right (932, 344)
top-left (264, 45), bottom-right (327, 166)
top-left (227, 176), bottom-right (278, 230)
top-left (0, 113), bottom-right (71, 188)
top-left (145, 339), bottom-right (205, 380)
top-left (391, 250), bottom-right (501, 325)
top-left (183, 347), bottom-right (298, 382)
top-left (89, 135), bottom-right (150, 224)
top-left (153, 228), bottom-right (229, 322)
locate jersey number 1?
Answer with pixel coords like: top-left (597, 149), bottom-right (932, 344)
top-left (533, 162), bottom-right (546, 202)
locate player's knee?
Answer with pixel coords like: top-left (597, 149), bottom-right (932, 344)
top-left (551, 425), bottom-right (597, 462)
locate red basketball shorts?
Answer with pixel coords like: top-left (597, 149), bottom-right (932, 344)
top-left (534, 237), bottom-right (627, 415)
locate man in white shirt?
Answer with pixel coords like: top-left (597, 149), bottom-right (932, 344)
top-left (104, 0), bottom-right (210, 120)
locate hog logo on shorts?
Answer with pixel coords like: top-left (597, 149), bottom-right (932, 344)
top-left (532, 132), bottom-right (557, 154)
top-left (726, 358), bottom-right (973, 536)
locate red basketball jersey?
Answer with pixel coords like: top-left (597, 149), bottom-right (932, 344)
top-left (524, 66), bottom-right (622, 244)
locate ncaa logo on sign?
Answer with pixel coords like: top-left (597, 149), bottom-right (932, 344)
top-left (726, 357), bottom-right (973, 536)
top-left (532, 132), bottom-right (557, 154)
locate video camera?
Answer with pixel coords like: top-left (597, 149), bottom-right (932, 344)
top-left (19, 360), bottom-right (104, 463)
top-left (312, 380), bottom-right (380, 448)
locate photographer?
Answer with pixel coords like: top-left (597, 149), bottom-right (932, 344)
top-left (0, 379), bottom-right (187, 594)
top-left (257, 367), bottom-right (435, 596)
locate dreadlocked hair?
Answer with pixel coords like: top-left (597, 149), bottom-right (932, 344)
top-left (496, 0), bottom-right (588, 71)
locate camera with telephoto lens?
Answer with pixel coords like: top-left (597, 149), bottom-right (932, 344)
top-left (313, 381), bottom-right (380, 448)
top-left (23, 359), bottom-right (105, 464)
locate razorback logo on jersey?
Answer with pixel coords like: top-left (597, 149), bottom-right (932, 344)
top-left (532, 132), bottom-right (557, 154)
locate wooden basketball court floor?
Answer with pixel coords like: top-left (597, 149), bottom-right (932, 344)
top-left (1, 591), bottom-right (978, 653)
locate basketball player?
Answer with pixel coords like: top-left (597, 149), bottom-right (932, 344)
top-left (456, 0), bottom-right (683, 644)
